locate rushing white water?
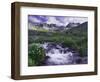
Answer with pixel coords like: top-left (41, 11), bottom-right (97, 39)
top-left (41, 42), bottom-right (87, 65)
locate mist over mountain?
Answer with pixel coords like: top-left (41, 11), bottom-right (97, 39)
top-left (28, 15), bottom-right (88, 32)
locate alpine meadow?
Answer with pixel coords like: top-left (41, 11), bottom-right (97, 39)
top-left (28, 15), bottom-right (88, 66)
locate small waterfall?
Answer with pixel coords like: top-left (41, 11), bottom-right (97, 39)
top-left (41, 42), bottom-right (87, 65)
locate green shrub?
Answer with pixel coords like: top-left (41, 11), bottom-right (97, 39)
top-left (28, 44), bottom-right (45, 66)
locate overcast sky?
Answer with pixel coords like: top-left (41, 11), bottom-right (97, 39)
top-left (28, 15), bottom-right (88, 26)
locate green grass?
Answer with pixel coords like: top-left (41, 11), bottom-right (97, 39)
top-left (31, 26), bottom-right (49, 32)
top-left (29, 29), bottom-right (87, 56)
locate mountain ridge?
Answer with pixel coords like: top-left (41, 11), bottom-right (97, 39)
top-left (28, 21), bottom-right (88, 32)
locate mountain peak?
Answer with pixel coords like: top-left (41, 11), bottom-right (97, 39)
top-left (66, 22), bottom-right (80, 28)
